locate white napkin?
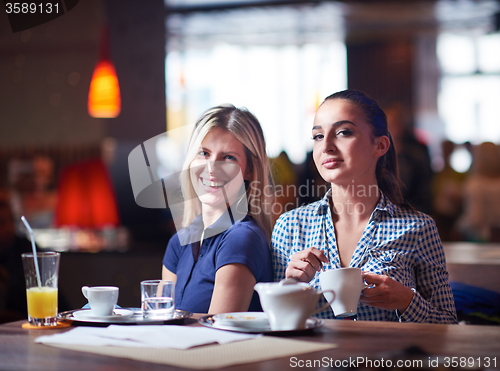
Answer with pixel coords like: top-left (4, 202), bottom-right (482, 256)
top-left (35, 325), bottom-right (261, 349)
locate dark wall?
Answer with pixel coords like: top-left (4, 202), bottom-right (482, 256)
top-left (347, 38), bottom-right (414, 111)
top-left (102, 0), bottom-right (173, 248)
top-left (103, 0), bottom-right (167, 142)
top-left (59, 250), bottom-right (165, 310)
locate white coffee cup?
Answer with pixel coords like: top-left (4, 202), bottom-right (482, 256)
top-left (319, 267), bottom-right (368, 318)
top-left (81, 286), bottom-right (119, 316)
top-left (254, 281), bottom-right (335, 331)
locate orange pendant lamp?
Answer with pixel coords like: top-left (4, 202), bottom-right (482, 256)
top-left (88, 27), bottom-right (121, 118)
top-left (55, 159), bottom-right (120, 228)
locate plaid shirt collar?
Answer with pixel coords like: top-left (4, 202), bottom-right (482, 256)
top-left (313, 187), bottom-right (397, 218)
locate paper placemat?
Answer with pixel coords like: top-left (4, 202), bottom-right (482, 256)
top-left (41, 336), bottom-right (337, 369)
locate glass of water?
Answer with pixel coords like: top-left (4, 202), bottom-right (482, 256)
top-left (140, 280), bottom-right (175, 319)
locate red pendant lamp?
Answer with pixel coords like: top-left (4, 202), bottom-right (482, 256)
top-left (88, 27), bottom-right (121, 118)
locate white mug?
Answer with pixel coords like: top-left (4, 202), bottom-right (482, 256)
top-left (254, 281), bottom-right (335, 331)
top-left (81, 286), bottom-right (119, 316)
top-left (319, 267), bottom-right (368, 318)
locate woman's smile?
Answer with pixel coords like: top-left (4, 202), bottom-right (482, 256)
top-left (200, 176), bottom-right (228, 192)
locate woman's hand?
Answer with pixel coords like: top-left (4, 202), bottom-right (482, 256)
top-left (359, 273), bottom-right (414, 314)
top-left (285, 247), bottom-right (328, 282)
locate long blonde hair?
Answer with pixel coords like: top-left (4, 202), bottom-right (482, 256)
top-left (180, 104), bottom-right (275, 239)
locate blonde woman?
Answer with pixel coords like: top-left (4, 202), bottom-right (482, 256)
top-left (162, 104), bottom-right (274, 314)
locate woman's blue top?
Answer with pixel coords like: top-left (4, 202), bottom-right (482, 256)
top-left (163, 214), bottom-right (272, 313)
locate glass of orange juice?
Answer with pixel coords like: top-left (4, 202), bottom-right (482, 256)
top-left (21, 252), bottom-right (60, 326)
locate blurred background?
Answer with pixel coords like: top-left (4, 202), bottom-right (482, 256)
top-left (1, 0), bottom-right (500, 323)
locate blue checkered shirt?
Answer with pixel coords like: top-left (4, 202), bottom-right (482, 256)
top-left (272, 190), bottom-right (457, 323)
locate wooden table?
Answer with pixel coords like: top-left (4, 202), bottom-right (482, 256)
top-left (1, 315), bottom-right (499, 371)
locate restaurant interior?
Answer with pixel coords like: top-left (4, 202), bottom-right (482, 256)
top-left (1, 0), bottom-right (500, 325)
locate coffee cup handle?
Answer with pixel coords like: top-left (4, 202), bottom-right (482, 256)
top-left (81, 286), bottom-right (89, 299)
top-left (362, 280), bottom-right (374, 290)
top-left (312, 289), bottom-right (336, 315)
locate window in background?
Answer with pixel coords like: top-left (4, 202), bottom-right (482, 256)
top-left (437, 32), bottom-right (500, 148)
top-left (165, 3), bottom-right (347, 164)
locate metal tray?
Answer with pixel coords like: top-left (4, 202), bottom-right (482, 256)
top-left (58, 308), bottom-right (192, 326)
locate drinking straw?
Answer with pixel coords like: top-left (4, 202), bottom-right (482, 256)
top-left (21, 216), bottom-right (42, 288)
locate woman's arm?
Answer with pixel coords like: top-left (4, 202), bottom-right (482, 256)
top-left (208, 263), bottom-right (256, 314)
top-left (405, 219), bottom-right (457, 324)
top-left (162, 266), bottom-right (177, 284)
top-left (361, 217), bottom-right (457, 324)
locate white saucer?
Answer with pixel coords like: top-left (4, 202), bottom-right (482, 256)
top-left (72, 309), bottom-right (135, 321)
top-left (212, 312), bottom-right (269, 329)
top-left (199, 314), bottom-right (323, 333)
